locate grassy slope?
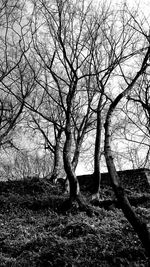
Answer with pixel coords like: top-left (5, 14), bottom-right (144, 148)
top-left (0, 177), bottom-right (150, 267)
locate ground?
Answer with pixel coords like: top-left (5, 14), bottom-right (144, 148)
top-left (0, 177), bottom-right (150, 266)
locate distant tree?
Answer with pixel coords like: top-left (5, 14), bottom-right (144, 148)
top-left (1, 149), bottom-right (53, 180)
top-left (0, 0), bottom-right (33, 149)
top-left (20, 62), bottom-right (66, 182)
top-left (31, 115), bottom-right (64, 181)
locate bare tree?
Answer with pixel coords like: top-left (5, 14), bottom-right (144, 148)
top-left (0, 149), bottom-right (53, 180)
top-left (30, 0), bottom-right (106, 203)
top-left (104, 6), bottom-right (150, 256)
top-left (123, 72), bottom-right (150, 167)
top-left (84, 3), bottom-right (139, 198)
top-left (31, 115), bottom-right (64, 181)
top-left (0, 0), bottom-right (33, 149)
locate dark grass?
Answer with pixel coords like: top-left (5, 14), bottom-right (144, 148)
top-left (0, 177), bottom-right (150, 266)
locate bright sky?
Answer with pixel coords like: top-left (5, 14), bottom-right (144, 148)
top-left (93, 0), bottom-right (150, 18)
top-left (24, 0), bottom-right (150, 176)
top-left (122, 0), bottom-right (150, 18)
top-left (76, 0), bottom-right (150, 176)
top-left (125, 0), bottom-right (150, 12)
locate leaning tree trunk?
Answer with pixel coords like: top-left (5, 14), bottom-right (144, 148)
top-left (104, 116), bottom-right (150, 256)
top-left (104, 46), bottom-right (150, 256)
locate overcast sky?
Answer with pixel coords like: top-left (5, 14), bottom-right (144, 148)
top-left (121, 0), bottom-right (150, 17)
top-left (76, 0), bottom-right (150, 175)
top-left (93, 0), bottom-right (150, 18)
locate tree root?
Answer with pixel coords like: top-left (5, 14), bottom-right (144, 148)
top-left (59, 195), bottom-right (99, 217)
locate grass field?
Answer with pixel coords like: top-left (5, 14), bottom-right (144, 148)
top-left (0, 177), bottom-right (150, 266)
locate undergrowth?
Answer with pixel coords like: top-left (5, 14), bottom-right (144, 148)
top-left (0, 177), bottom-right (149, 266)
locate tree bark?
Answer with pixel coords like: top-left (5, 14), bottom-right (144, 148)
top-left (72, 133), bottom-right (84, 172)
top-left (63, 121), bottom-right (80, 201)
top-left (93, 108), bottom-right (102, 197)
top-left (104, 49), bottom-right (150, 255)
top-left (72, 143), bottom-right (81, 172)
top-left (104, 111), bottom-right (150, 256)
top-left (93, 91), bottom-right (104, 198)
top-left (50, 129), bottom-right (62, 182)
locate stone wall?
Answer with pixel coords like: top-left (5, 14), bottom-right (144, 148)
top-left (77, 168), bottom-right (150, 192)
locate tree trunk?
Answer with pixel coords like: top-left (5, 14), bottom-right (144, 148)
top-left (93, 110), bottom-right (102, 198)
top-left (72, 144), bottom-right (80, 172)
top-left (93, 95), bottom-right (103, 198)
top-left (104, 44), bottom-right (150, 256)
top-left (63, 128), bottom-right (94, 216)
top-left (50, 130), bottom-right (62, 182)
top-left (50, 146), bottom-right (60, 182)
top-left (104, 91), bottom-right (150, 257)
top-left (63, 126), bottom-right (80, 201)
top-left (105, 122), bottom-right (150, 256)
top-left (72, 134), bottom-right (84, 172)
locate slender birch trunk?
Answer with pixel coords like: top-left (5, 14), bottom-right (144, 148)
top-left (104, 45), bottom-right (150, 256)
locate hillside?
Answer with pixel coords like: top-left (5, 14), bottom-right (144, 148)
top-left (0, 177), bottom-right (150, 266)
